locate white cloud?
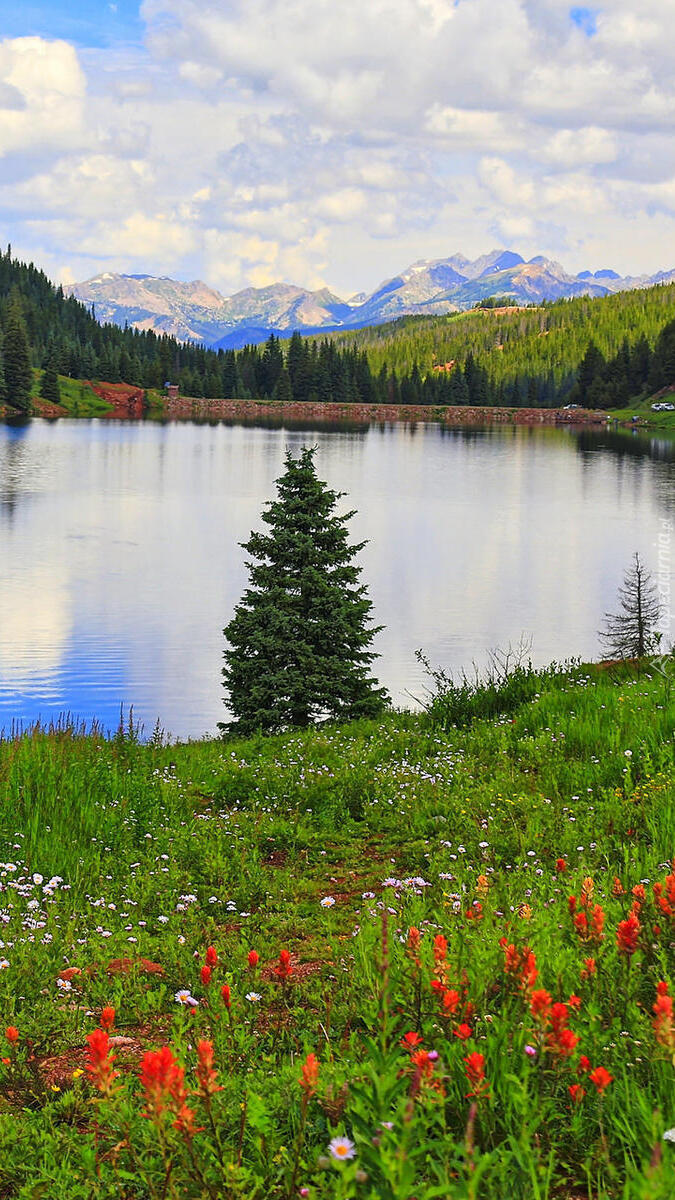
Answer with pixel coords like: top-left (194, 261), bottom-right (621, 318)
top-left (479, 158), bottom-right (535, 209)
top-left (542, 127), bottom-right (619, 169)
top-left (3, 3), bottom-right (675, 293)
top-left (0, 37), bottom-right (86, 156)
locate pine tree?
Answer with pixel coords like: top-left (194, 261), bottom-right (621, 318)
top-left (39, 357), bottom-right (61, 404)
top-left (0, 331), bottom-right (6, 404)
top-left (272, 366), bottom-right (293, 402)
top-left (599, 552), bottom-right (662, 660)
top-left (571, 341), bottom-right (605, 406)
top-left (3, 295), bottom-right (32, 411)
top-left (221, 447), bottom-right (388, 735)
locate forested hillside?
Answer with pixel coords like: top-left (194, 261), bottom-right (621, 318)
top-left (2, 246), bottom-right (675, 412)
top-left (323, 283), bottom-right (675, 406)
top-left (0, 247), bottom-right (227, 412)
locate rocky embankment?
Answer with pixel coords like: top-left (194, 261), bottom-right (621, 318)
top-left (163, 396), bottom-right (610, 426)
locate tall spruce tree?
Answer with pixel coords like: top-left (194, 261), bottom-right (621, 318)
top-left (39, 357), bottom-right (61, 404)
top-left (599, 552), bottom-right (662, 659)
top-left (221, 447), bottom-right (388, 735)
top-left (3, 295), bottom-right (32, 412)
top-left (0, 331), bottom-right (6, 404)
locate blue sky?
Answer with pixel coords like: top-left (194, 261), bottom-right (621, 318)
top-left (1, 0), bottom-right (675, 295)
top-left (570, 7), bottom-right (598, 37)
top-left (0, 1), bottom-right (143, 48)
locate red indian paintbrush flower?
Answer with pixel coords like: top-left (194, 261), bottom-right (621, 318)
top-left (220, 983), bottom-right (231, 1008)
top-left (85, 1028), bottom-right (119, 1097)
top-left (591, 904), bottom-right (605, 941)
top-left (580, 957), bottom-right (596, 981)
top-left (205, 946), bottom-right (218, 968)
top-left (273, 949), bottom-right (293, 983)
top-left (411, 1049), bottom-right (436, 1080)
top-left (573, 911), bottom-right (588, 939)
top-left (545, 1003), bottom-right (579, 1058)
top-left (140, 1047), bottom-right (202, 1136)
top-left (299, 1052), bottom-right (319, 1097)
top-left (589, 1066), bottom-right (613, 1094)
top-left (140, 1045), bottom-right (181, 1121)
top-left (617, 911), bottom-right (640, 955)
top-left (573, 902), bottom-right (605, 945)
top-left (502, 943), bottom-right (538, 992)
top-left (453, 1023), bottom-right (473, 1041)
top-left (432, 934), bottom-right (448, 980)
top-left (100, 1006), bottom-right (115, 1031)
top-left (401, 1031), bottom-right (423, 1050)
top-left (530, 989), bottom-right (552, 1021)
top-left (200, 965), bottom-right (212, 986)
top-left (653, 868), bottom-right (675, 922)
top-left (196, 1040), bottom-right (222, 1097)
top-left (568, 1083), bottom-right (585, 1103)
top-left (171, 1070), bottom-right (200, 1138)
top-left (4, 1026), bottom-right (18, 1045)
top-left (440, 988), bottom-right (460, 1016)
top-left (464, 1051), bottom-right (488, 1097)
top-left (555, 858), bottom-right (567, 873)
top-left (247, 949), bottom-right (259, 970)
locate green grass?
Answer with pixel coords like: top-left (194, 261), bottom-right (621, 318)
top-left (29, 370), bottom-right (112, 416)
top-left (606, 393), bottom-right (675, 432)
top-left (0, 661), bottom-right (673, 1197)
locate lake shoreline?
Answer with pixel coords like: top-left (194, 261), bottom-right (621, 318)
top-left (4, 389), bottom-right (614, 427)
top-left (4, 391), bottom-right (672, 433)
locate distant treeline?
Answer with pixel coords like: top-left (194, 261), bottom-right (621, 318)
top-left (1, 246), bottom-right (675, 412)
top-left (235, 319), bottom-right (675, 409)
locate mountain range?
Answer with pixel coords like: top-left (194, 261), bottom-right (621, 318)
top-left (65, 250), bottom-right (675, 349)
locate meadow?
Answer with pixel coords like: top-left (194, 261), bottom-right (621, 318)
top-left (0, 660), bottom-right (673, 1198)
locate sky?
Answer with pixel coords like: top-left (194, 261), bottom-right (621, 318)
top-left (1, 0), bottom-right (675, 297)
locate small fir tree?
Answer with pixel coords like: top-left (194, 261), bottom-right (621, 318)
top-left (599, 552), bottom-right (662, 660)
top-left (221, 447), bottom-right (388, 735)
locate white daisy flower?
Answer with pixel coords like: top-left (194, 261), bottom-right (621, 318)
top-left (328, 1136), bottom-right (356, 1161)
top-left (174, 989), bottom-right (198, 1007)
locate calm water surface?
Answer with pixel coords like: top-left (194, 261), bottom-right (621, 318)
top-left (0, 418), bottom-right (673, 738)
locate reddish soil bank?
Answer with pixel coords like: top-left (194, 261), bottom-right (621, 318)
top-left (87, 382), bottom-right (146, 418)
top-left (164, 396), bottom-right (610, 427)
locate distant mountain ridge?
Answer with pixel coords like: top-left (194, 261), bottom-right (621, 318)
top-left (66, 250), bottom-right (675, 348)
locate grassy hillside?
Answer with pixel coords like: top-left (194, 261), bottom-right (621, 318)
top-left (26, 370), bottom-right (113, 416)
top-left (0, 661), bottom-right (673, 1197)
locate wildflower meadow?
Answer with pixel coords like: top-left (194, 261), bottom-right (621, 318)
top-left (0, 660), bottom-right (672, 1198)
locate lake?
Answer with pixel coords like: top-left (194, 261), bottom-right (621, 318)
top-left (0, 417), bottom-right (673, 739)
